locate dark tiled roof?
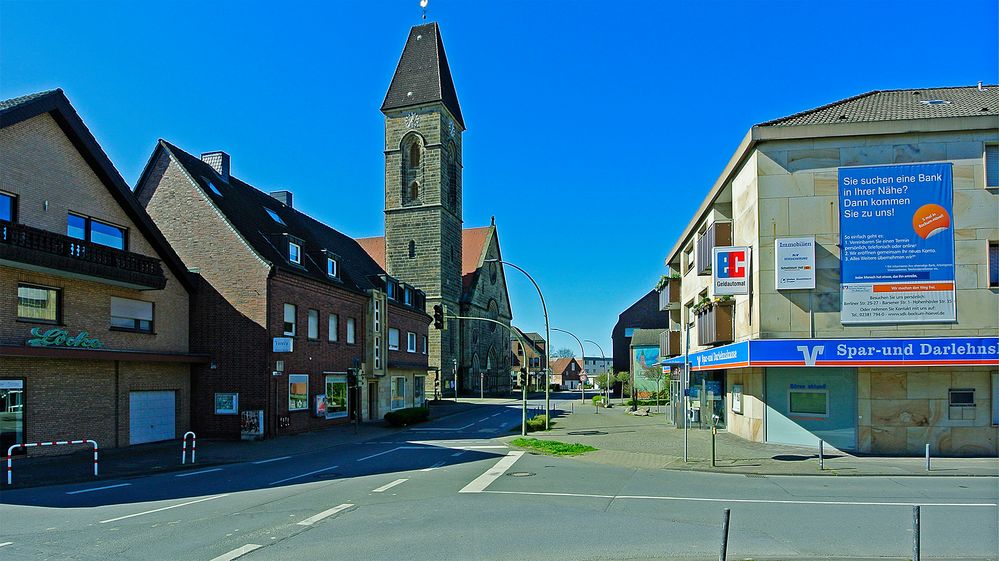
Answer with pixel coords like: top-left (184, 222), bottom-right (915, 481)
top-left (0, 89), bottom-right (59, 112)
top-left (629, 328), bottom-right (665, 347)
top-left (759, 85), bottom-right (999, 127)
top-left (157, 141), bottom-right (389, 294)
top-left (381, 22), bottom-right (465, 128)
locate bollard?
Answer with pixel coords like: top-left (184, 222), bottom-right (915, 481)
top-left (819, 440), bottom-right (824, 471)
top-left (711, 426), bottom-right (717, 467)
top-left (925, 443), bottom-right (930, 472)
top-left (181, 431), bottom-right (197, 464)
top-left (912, 505), bottom-right (920, 561)
top-left (570, 401), bottom-right (574, 415)
top-left (719, 508), bottom-right (731, 561)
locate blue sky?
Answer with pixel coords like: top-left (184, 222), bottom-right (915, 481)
top-left (3, 0), bottom-right (996, 360)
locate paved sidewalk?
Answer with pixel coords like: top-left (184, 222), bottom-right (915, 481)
top-left (0, 399), bottom-right (498, 490)
top-left (508, 401), bottom-right (999, 476)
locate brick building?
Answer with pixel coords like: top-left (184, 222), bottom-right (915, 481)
top-left (356, 22), bottom-right (514, 396)
top-left (135, 142), bottom-right (430, 439)
top-left (0, 90), bottom-right (202, 453)
top-left (611, 290), bottom-right (669, 373)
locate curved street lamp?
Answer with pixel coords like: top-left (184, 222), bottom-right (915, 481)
top-left (552, 327), bottom-right (586, 403)
top-left (484, 258), bottom-right (551, 430)
top-left (583, 339), bottom-right (607, 404)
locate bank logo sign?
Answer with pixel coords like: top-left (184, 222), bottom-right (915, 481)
top-left (775, 237), bottom-right (816, 290)
top-left (713, 246), bottom-right (750, 295)
top-left (838, 163), bottom-right (956, 324)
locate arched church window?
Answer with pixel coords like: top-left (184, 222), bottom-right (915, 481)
top-left (487, 300), bottom-right (498, 332)
top-left (409, 141), bottom-right (421, 168)
top-left (407, 181), bottom-right (420, 202)
top-left (447, 141), bottom-right (458, 210)
top-left (489, 262), bottom-right (497, 285)
top-left (408, 240), bottom-right (416, 259)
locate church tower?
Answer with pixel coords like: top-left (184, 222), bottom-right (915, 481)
top-left (381, 22), bottom-right (464, 374)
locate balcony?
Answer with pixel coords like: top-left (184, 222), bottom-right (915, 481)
top-left (0, 220), bottom-right (167, 290)
top-left (659, 329), bottom-right (681, 357)
top-left (658, 279), bottom-right (680, 311)
top-left (696, 301), bottom-right (734, 346)
top-left (695, 221), bottom-right (732, 276)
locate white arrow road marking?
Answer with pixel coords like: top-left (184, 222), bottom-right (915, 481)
top-left (210, 543), bottom-right (262, 561)
top-left (99, 494), bottom-right (230, 524)
top-left (459, 451), bottom-right (525, 493)
top-left (420, 461), bottom-right (446, 472)
top-left (0, 542), bottom-right (12, 548)
top-left (66, 483), bottom-right (131, 495)
top-left (296, 503), bottom-right (354, 526)
top-left (372, 478), bottom-right (408, 493)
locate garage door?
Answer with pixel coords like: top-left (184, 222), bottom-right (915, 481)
top-left (129, 391), bottom-right (176, 445)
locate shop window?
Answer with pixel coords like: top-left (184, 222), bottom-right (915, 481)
top-left (328, 314), bottom-right (338, 342)
top-left (0, 191), bottom-right (16, 222)
top-left (989, 242), bottom-right (999, 288)
top-left (407, 331), bottom-right (417, 353)
top-left (110, 297), bottom-right (153, 333)
top-left (325, 375), bottom-right (348, 419)
top-left (788, 389), bottom-right (829, 417)
top-left (17, 284), bottom-right (61, 324)
top-left (346, 317), bottom-right (356, 344)
top-left (414, 376), bottom-right (426, 407)
top-left (67, 213), bottom-right (126, 250)
top-left (391, 376), bottom-right (407, 410)
top-left (283, 303), bottom-right (296, 336)
top-left (0, 379), bottom-right (24, 454)
top-left (288, 374), bottom-right (309, 411)
top-left (388, 328), bottom-right (400, 351)
top-left (307, 309), bottom-right (319, 340)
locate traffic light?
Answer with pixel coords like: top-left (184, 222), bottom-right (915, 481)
top-left (519, 368), bottom-right (528, 387)
top-left (433, 304), bottom-right (444, 330)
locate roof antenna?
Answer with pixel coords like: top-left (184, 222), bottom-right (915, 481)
top-left (420, 0), bottom-right (428, 20)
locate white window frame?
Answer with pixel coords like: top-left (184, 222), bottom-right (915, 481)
top-left (327, 257), bottom-right (338, 278)
top-left (328, 314), bottom-right (338, 342)
top-left (346, 317), bottom-right (356, 344)
top-left (407, 332), bottom-right (417, 353)
top-left (289, 242), bottom-right (301, 264)
top-left (288, 374), bottom-right (309, 411)
top-left (307, 309), bottom-right (319, 340)
top-left (391, 376), bottom-right (407, 410)
top-left (283, 303), bottom-right (296, 336)
top-left (388, 328), bottom-right (400, 351)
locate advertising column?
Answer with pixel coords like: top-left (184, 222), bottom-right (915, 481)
top-left (839, 163), bottom-right (956, 324)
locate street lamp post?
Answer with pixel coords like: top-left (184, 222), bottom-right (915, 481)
top-left (552, 328), bottom-right (586, 403)
top-left (485, 259), bottom-right (552, 430)
top-left (583, 339), bottom-right (606, 405)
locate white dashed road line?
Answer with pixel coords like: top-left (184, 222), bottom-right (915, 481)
top-left (459, 451), bottom-right (525, 494)
top-left (269, 465), bottom-right (339, 486)
top-left (99, 494), bottom-right (230, 524)
top-left (175, 468), bottom-right (223, 478)
top-left (296, 503), bottom-right (354, 526)
top-left (372, 478), bottom-right (409, 493)
top-left (0, 542), bottom-right (12, 548)
top-left (409, 422), bottom-right (475, 432)
top-left (420, 461), bottom-right (446, 472)
top-left (66, 483), bottom-right (131, 495)
top-left (252, 456), bottom-right (291, 465)
top-left (356, 446), bottom-right (424, 462)
top-left (209, 543), bottom-right (263, 561)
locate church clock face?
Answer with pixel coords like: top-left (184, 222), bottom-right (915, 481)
top-left (405, 112), bottom-right (421, 129)
top-left (448, 121), bottom-right (456, 138)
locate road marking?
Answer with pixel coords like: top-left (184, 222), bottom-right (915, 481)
top-left (456, 445), bottom-right (508, 449)
top-left (372, 478), bottom-right (409, 493)
top-left (175, 467), bottom-right (223, 478)
top-left (482, 490), bottom-right (999, 508)
top-left (420, 461), bottom-right (446, 472)
top-left (409, 422), bottom-right (475, 432)
top-left (66, 483), bottom-right (131, 495)
top-left (451, 451), bottom-right (465, 457)
top-left (268, 465), bottom-right (339, 486)
top-left (99, 494), bottom-right (229, 524)
top-left (459, 451), bottom-right (525, 493)
top-left (356, 446), bottom-right (424, 462)
top-left (252, 456), bottom-right (291, 465)
top-left (0, 542), bottom-right (12, 548)
top-left (490, 412), bottom-right (503, 418)
top-left (296, 503), bottom-right (354, 526)
top-left (209, 543), bottom-right (262, 561)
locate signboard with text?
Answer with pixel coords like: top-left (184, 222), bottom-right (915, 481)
top-left (775, 237), bottom-right (816, 290)
top-left (712, 246), bottom-right (751, 295)
top-left (839, 163), bottom-right (955, 324)
top-left (272, 337), bottom-right (294, 353)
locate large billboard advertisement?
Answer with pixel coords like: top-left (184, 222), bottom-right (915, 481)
top-left (839, 163), bottom-right (955, 324)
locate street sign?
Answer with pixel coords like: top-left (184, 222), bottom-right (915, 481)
top-left (579, 373), bottom-right (588, 383)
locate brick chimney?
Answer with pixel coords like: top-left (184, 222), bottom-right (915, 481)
top-left (201, 151), bottom-right (230, 181)
top-left (269, 190), bottom-right (293, 208)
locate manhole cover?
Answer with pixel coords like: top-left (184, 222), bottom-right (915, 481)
top-left (507, 471), bottom-right (535, 477)
top-left (567, 430), bottom-right (605, 436)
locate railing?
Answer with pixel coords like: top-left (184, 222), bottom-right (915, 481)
top-left (0, 220), bottom-right (166, 289)
top-left (658, 280), bottom-right (680, 311)
top-left (695, 221), bottom-right (732, 276)
top-left (696, 301), bottom-right (734, 346)
top-left (660, 329), bottom-right (681, 357)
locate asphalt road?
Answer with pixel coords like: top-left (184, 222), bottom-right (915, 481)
top-left (0, 394), bottom-right (996, 561)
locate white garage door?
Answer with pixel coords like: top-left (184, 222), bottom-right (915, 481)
top-left (129, 391), bottom-right (176, 445)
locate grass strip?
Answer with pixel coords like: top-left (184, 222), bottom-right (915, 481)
top-left (511, 437), bottom-right (597, 456)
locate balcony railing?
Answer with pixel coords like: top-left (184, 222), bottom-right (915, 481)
top-left (658, 279), bottom-right (680, 311)
top-left (695, 221), bottom-right (732, 276)
top-left (696, 301), bottom-right (734, 346)
top-left (659, 329), bottom-right (681, 357)
top-left (0, 219), bottom-right (166, 290)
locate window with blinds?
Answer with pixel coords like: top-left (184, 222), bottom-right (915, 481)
top-left (110, 297), bottom-right (153, 332)
top-left (986, 144), bottom-right (999, 188)
top-left (17, 284), bottom-right (60, 323)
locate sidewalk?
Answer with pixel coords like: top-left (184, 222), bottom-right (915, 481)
top-left (508, 401), bottom-right (999, 477)
top-left (0, 399), bottom-right (494, 490)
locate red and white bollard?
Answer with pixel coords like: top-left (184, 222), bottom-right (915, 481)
top-left (181, 431), bottom-right (197, 464)
top-left (6, 439), bottom-right (98, 485)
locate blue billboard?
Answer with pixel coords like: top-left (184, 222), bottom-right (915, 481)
top-left (839, 163), bottom-right (956, 323)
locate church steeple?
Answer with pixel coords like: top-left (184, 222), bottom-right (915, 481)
top-left (381, 22), bottom-right (464, 129)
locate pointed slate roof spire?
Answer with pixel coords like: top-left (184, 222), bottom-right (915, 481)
top-left (381, 22), bottom-right (464, 129)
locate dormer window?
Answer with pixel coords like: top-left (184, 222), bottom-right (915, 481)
top-left (404, 286), bottom-right (413, 305)
top-left (327, 257), bottom-right (338, 278)
top-left (387, 280), bottom-right (397, 300)
top-left (289, 241), bottom-right (301, 264)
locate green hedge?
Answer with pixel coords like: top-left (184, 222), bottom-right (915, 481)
top-left (384, 407), bottom-right (430, 427)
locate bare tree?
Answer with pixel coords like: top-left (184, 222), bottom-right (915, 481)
top-left (643, 364), bottom-right (665, 413)
top-left (551, 347), bottom-right (575, 359)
